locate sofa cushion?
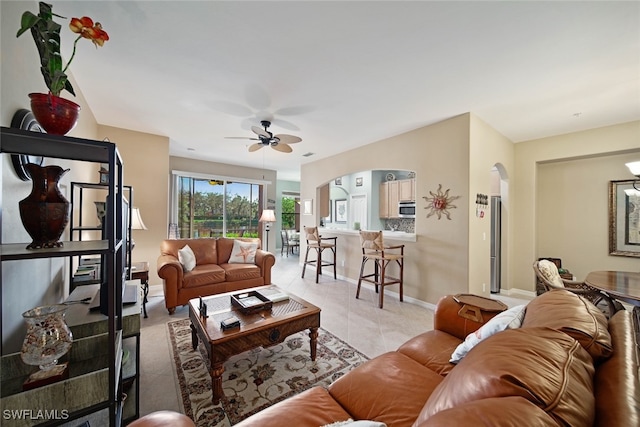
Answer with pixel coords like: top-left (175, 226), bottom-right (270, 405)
top-left (178, 244), bottom-right (196, 272)
top-left (594, 310), bottom-right (640, 427)
top-left (328, 352), bottom-right (443, 427)
top-left (217, 237), bottom-right (261, 264)
top-left (397, 330), bottom-right (461, 376)
top-left (413, 396), bottom-right (558, 427)
top-left (522, 289), bottom-right (612, 362)
top-left (221, 263), bottom-right (262, 282)
top-left (234, 387), bottom-right (351, 427)
top-left (229, 240), bottom-right (258, 264)
top-left (182, 264), bottom-right (226, 288)
top-left (418, 327), bottom-right (595, 427)
top-left (449, 304), bottom-right (526, 363)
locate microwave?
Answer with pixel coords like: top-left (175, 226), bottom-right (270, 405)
top-left (398, 201), bottom-right (416, 218)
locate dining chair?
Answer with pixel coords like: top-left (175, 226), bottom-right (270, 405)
top-left (287, 229), bottom-right (300, 255)
top-left (356, 230), bottom-right (404, 308)
top-left (280, 230), bottom-right (299, 256)
top-left (301, 226), bottom-right (337, 283)
top-left (280, 230), bottom-right (290, 256)
top-left (533, 259), bottom-right (617, 317)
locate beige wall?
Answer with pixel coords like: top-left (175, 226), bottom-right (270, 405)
top-left (97, 126), bottom-right (170, 286)
top-left (537, 151), bottom-right (640, 281)
top-left (301, 114), bottom-right (472, 305)
top-left (513, 121), bottom-right (640, 293)
top-left (468, 115), bottom-right (515, 296)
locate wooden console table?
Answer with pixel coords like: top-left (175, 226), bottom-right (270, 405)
top-left (131, 262), bottom-right (149, 318)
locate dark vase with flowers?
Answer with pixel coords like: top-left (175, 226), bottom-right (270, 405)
top-left (19, 164), bottom-right (70, 249)
top-left (29, 93), bottom-right (81, 135)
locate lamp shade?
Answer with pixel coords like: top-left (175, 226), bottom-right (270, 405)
top-left (626, 161), bottom-right (640, 177)
top-left (259, 209), bottom-right (276, 223)
top-left (131, 207), bottom-right (148, 230)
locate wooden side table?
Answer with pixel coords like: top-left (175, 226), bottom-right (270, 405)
top-left (131, 261), bottom-right (149, 318)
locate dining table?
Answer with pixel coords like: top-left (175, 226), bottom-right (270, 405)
top-left (585, 270), bottom-right (640, 322)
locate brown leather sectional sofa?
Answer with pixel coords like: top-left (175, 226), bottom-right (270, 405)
top-left (236, 289), bottom-right (640, 426)
top-left (157, 238), bottom-right (275, 314)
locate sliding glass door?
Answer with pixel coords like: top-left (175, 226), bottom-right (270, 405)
top-left (175, 176), bottom-right (262, 239)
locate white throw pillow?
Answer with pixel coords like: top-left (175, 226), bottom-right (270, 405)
top-left (229, 240), bottom-right (258, 264)
top-left (450, 304), bottom-right (526, 364)
top-left (178, 244), bottom-right (196, 272)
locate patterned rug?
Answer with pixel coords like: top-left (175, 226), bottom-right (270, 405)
top-left (168, 318), bottom-right (369, 426)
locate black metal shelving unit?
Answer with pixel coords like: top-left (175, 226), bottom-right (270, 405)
top-left (0, 126), bottom-right (133, 426)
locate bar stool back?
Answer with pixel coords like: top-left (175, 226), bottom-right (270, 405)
top-left (356, 230), bottom-right (404, 308)
top-left (302, 226), bottom-right (337, 283)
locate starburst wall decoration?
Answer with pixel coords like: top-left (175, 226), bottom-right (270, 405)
top-left (423, 184), bottom-right (460, 220)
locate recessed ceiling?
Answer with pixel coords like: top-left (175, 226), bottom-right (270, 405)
top-left (46, 1), bottom-right (639, 181)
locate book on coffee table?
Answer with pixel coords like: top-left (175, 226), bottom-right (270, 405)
top-left (257, 288), bottom-right (290, 303)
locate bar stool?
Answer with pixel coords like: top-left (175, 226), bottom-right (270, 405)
top-left (302, 226), bottom-right (337, 283)
top-left (356, 230), bottom-right (404, 308)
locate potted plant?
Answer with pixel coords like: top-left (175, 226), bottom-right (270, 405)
top-left (17, 1), bottom-right (109, 135)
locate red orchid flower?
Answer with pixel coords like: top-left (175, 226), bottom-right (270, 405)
top-left (69, 16), bottom-right (110, 47)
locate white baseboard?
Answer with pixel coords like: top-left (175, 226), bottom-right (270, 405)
top-left (498, 288), bottom-right (536, 300)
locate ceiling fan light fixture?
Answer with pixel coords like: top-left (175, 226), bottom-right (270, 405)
top-left (230, 120), bottom-right (301, 154)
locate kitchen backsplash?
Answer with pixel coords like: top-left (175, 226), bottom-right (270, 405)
top-left (383, 218), bottom-right (415, 233)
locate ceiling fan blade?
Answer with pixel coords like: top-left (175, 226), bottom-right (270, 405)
top-left (272, 143), bottom-right (293, 153)
top-left (225, 136), bottom-right (259, 140)
top-left (251, 125), bottom-right (270, 138)
top-left (275, 134), bottom-right (302, 144)
top-left (274, 105), bottom-right (316, 116)
top-left (271, 118), bottom-right (300, 131)
top-left (248, 143), bottom-right (264, 152)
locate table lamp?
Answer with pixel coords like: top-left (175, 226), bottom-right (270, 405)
top-left (130, 207), bottom-right (148, 255)
top-left (259, 209), bottom-right (276, 251)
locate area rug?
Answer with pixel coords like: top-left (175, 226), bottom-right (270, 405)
top-left (168, 318), bottom-right (369, 426)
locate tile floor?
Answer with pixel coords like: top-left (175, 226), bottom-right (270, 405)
top-left (138, 253), bottom-right (531, 417)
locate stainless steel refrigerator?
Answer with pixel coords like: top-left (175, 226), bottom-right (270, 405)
top-left (490, 196), bottom-right (501, 293)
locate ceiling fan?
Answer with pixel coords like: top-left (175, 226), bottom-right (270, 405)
top-left (226, 120), bottom-right (302, 153)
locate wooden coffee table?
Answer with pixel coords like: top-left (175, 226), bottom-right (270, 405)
top-left (188, 286), bottom-right (321, 404)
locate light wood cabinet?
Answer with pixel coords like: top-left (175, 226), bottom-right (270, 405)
top-left (379, 182), bottom-right (389, 218)
top-left (399, 178), bottom-right (415, 202)
top-left (379, 181), bottom-right (400, 218)
top-left (319, 183), bottom-right (330, 218)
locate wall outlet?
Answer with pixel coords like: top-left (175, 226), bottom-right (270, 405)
top-left (483, 283), bottom-right (486, 292)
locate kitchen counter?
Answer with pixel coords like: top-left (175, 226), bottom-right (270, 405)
top-left (318, 227), bottom-right (416, 242)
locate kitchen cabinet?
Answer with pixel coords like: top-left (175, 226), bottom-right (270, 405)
top-left (0, 126), bottom-right (136, 426)
top-left (399, 178), bottom-right (415, 202)
top-left (379, 181), bottom-right (399, 218)
top-left (319, 183), bottom-right (330, 218)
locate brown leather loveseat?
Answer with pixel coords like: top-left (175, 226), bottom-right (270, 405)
top-left (236, 289), bottom-right (639, 426)
top-left (157, 238), bottom-right (275, 314)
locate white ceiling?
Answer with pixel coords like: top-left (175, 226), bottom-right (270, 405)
top-left (50, 1), bottom-right (639, 181)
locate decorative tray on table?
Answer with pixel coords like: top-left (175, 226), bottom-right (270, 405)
top-left (231, 291), bottom-right (273, 314)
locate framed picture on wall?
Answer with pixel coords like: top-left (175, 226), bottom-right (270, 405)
top-left (356, 177), bottom-right (363, 187)
top-left (609, 179), bottom-right (640, 257)
top-left (335, 177), bottom-right (342, 186)
top-left (335, 199), bottom-right (347, 223)
top-left (302, 199), bottom-right (313, 216)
